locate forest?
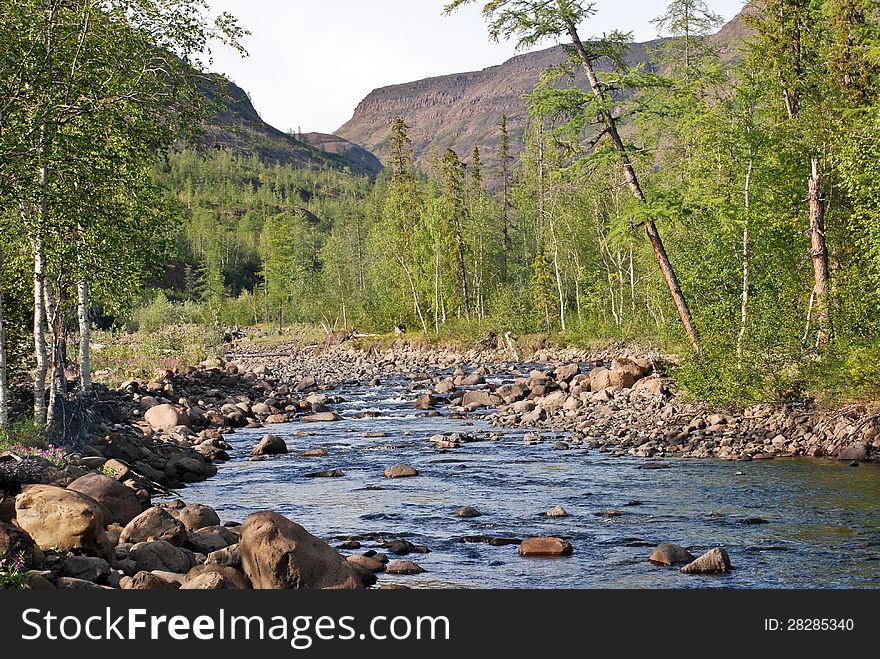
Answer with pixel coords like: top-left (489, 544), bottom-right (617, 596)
top-left (2, 0), bottom-right (880, 436)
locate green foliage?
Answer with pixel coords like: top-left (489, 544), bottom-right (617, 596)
top-left (0, 553), bottom-right (30, 590)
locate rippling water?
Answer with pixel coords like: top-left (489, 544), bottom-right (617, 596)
top-left (176, 373), bottom-right (880, 589)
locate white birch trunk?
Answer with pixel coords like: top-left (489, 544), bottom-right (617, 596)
top-left (78, 279), bottom-right (92, 391)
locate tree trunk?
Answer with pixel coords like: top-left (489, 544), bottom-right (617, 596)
top-left (31, 230), bottom-right (48, 425)
top-left (737, 156), bottom-right (753, 362)
top-left (808, 158), bottom-right (830, 347)
top-left (78, 279), bottom-right (92, 391)
top-left (0, 244), bottom-right (8, 428)
top-left (561, 9), bottom-right (702, 355)
top-left (44, 279), bottom-right (63, 429)
top-left (399, 257), bottom-right (429, 335)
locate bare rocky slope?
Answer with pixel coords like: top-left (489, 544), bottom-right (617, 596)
top-left (336, 8), bottom-right (752, 170)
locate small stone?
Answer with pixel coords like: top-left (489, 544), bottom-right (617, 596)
top-left (384, 464), bottom-right (419, 478)
top-left (385, 560), bottom-right (426, 575)
top-left (300, 448), bottom-right (328, 457)
top-left (519, 537), bottom-right (573, 557)
top-left (546, 506), bottom-right (568, 518)
top-left (681, 547), bottom-right (733, 574)
top-left (649, 543), bottom-right (696, 566)
top-left (304, 469), bottom-right (345, 478)
top-left (454, 506), bottom-right (482, 518)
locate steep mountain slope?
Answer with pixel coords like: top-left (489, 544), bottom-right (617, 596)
top-left (336, 9), bottom-right (751, 169)
top-left (199, 75), bottom-right (383, 178)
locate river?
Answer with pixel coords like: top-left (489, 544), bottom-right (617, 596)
top-left (176, 370), bottom-right (880, 588)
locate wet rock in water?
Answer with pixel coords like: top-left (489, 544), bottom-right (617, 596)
top-left (460, 536), bottom-right (521, 547)
top-left (265, 414), bottom-right (290, 424)
top-left (624, 500), bottom-right (643, 507)
top-left (304, 469), bottom-right (345, 478)
top-left (337, 540), bottom-right (362, 550)
top-left (379, 539), bottom-right (430, 555)
top-left (251, 434), bottom-right (288, 457)
top-left (384, 464), bottom-right (419, 478)
top-left (239, 511), bottom-right (365, 589)
top-left (414, 394), bottom-right (438, 410)
top-left (300, 448), bottom-right (328, 458)
top-left (649, 543), bottom-right (696, 566)
top-left (552, 442), bottom-right (570, 450)
top-left (435, 378), bottom-right (456, 394)
top-left (120, 507), bottom-right (187, 547)
top-left (304, 412), bottom-right (340, 423)
top-left (681, 547), bottom-right (732, 574)
top-left (67, 472), bottom-right (146, 526)
top-left (523, 432), bottom-right (543, 446)
top-left (385, 560), bottom-right (426, 575)
top-left (368, 377), bottom-right (382, 387)
top-left (519, 537), bottom-right (573, 557)
top-left (15, 485), bottom-right (112, 558)
top-left (740, 517), bottom-right (769, 525)
top-left (461, 390), bottom-right (502, 409)
top-left (361, 432), bottom-right (388, 438)
top-left (837, 443), bottom-right (867, 461)
top-left (638, 462), bottom-right (670, 470)
top-left (347, 554), bottom-right (386, 572)
top-left (459, 373), bottom-right (485, 386)
top-left (454, 506), bottom-right (482, 518)
top-left (546, 506), bottom-right (568, 518)
top-left (850, 461), bottom-right (860, 467)
top-left (596, 509), bottom-right (623, 518)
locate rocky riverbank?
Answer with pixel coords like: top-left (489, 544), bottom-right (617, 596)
top-left (1, 337), bottom-right (877, 590)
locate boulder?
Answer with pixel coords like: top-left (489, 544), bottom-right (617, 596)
top-left (295, 376), bottom-right (318, 392)
top-left (15, 485), bottom-right (110, 557)
top-left (546, 506), bottom-right (568, 518)
top-left (461, 390), bottom-right (502, 409)
top-left (555, 364), bottom-right (580, 383)
top-left (837, 443), bottom-right (868, 461)
top-left (121, 571), bottom-right (180, 590)
top-left (144, 404), bottom-right (191, 431)
top-left (453, 506), bottom-right (482, 518)
top-left (346, 554), bottom-right (386, 572)
top-left (55, 577), bottom-right (113, 590)
top-left (186, 531), bottom-right (228, 554)
top-left (589, 367), bottom-right (613, 392)
top-left (67, 472), bottom-right (146, 526)
top-left (120, 507), bottom-right (187, 547)
top-left (681, 547), bottom-right (733, 574)
top-left (414, 394), bottom-right (437, 410)
top-left (177, 504), bottom-right (221, 532)
top-left (300, 448), bottom-right (328, 458)
top-left (239, 511), bottom-right (364, 589)
top-left (519, 537), bottom-right (573, 557)
top-left (0, 520), bottom-right (44, 568)
top-left (205, 544), bottom-right (241, 568)
top-left (130, 540), bottom-right (196, 574)
top-left (184, 564), bottom-right (250, 589)
top-left (385, 560), bottom-right (425, 575)
top-left (251, 434), bottom-right (288, 457)
top-left (303, 412), bottom-right (340, 423)
top-left (179, 572), bottom-right (231, 590)
top-left (649, 543), bottom-right (696, 566)
top-left (384, 464), bottom-right (419, 478)
top-left (60, 556), bottom-right (111, 583)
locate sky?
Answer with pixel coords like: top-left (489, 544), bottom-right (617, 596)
top-left (204, 0), bottom-right (748, 135)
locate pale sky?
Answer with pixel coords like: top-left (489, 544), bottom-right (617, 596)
top-left (205, 0), bottom-right (748, 135)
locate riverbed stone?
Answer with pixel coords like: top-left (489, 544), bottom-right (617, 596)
top-left (649, 543), bottom-right (696, 566)
top-left (144, 404), bottom-right (191, 431)
top-left (519, 537), bottom-right (573, 557)
top-left (347, 554), bottom-right (386, 572)
top-left (546, 506), bottom-right (568, 518)
top-left (385, 560), bottom-right (425, 575)
top-left (251, 434), bottom-right (288, 457)
top-left (454, 506), bottom-right (482, 518)
top-left (837, 443), bottom-right (867, 461)
top-left (239, 511), bottom-right (365, 589)
top-left (177, 503), bottom-right (221, 532)
top-left (130, 540), bottom-right (196, 574)
top-left (681, 547), bottom-right (732, 574)
top-left (384, 464), bottom-right (419, 478)
top-left (67, 472), bottom-right (146, 526)
top-left (15, 485), bottom-right (111, 558)
top-left (120, 507), bottom-right (187, 547)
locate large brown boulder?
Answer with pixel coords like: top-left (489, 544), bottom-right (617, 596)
top-left (177, 503), bottom-right (221, 532)
top-left (67, 472), bottom-right (146, 526)
top-left (649, 543), bottom-right (696, 566)
top-left (14, 485), bottom-right (111, 557)
top-left (518, 537), bottom-right (573, 557)
top-left (239, 511), bottom-right (365, 589)
top-left (184, 564), bottom-right (250, 589)
top-left (460, 390), bottom-right (502, 409)
top-left (144, 404), bottom-right (191, 431)
top-left (129, 540), bottom-right (196, 574)
top-left (681, 547), bottom-right (733, 574)
top-left (120, 507), bottom-right (187, 547)
top-left (0, 520), bottom-right (44, 568)
top-left (251, 434), bottom-right (288, 457)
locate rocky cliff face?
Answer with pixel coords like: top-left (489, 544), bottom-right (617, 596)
top-left (336, 10), bottom-right (750, 170)
top-left (200, 75), bottom-right (383, 178)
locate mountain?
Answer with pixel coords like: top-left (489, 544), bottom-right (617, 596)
top-left (336, 9), bottom-right (751, 169)
top-left (199, 75), bottom-right (383, 178)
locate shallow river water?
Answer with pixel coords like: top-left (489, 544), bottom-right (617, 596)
top-left (178, 371), bottom-right (880, 589)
